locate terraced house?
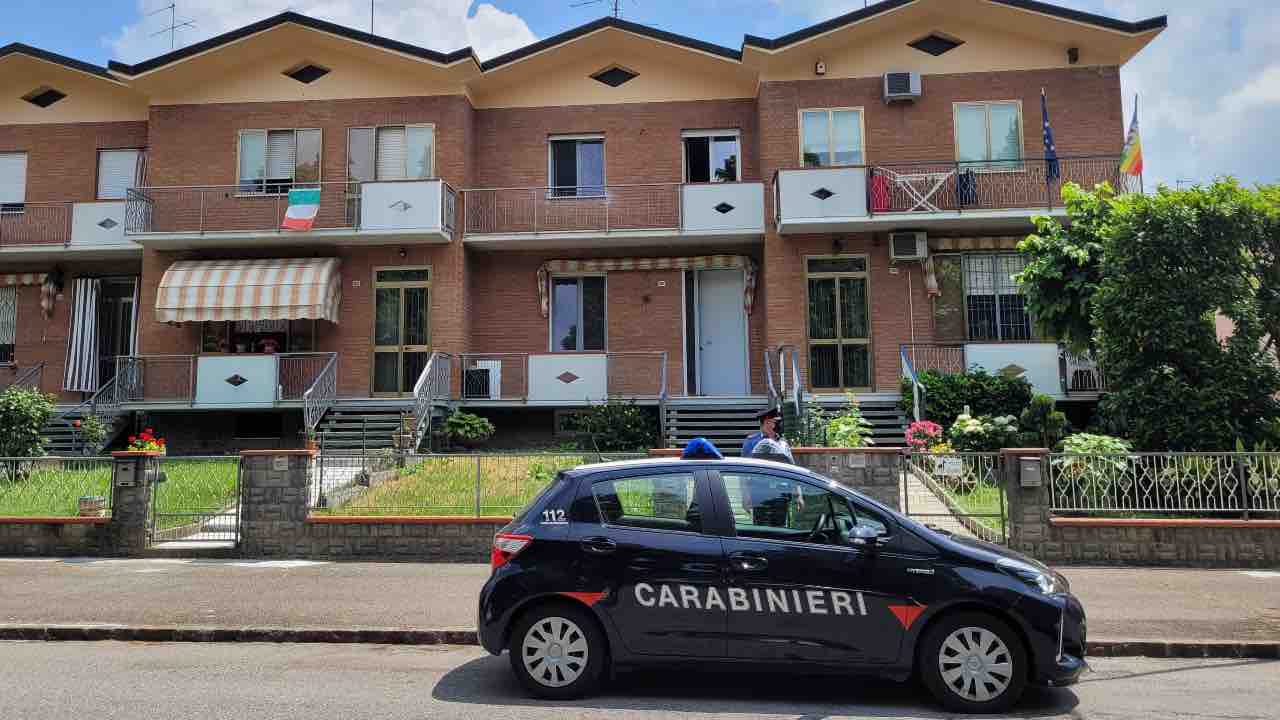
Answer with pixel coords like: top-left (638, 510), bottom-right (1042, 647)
top-left (0, 0), bottom-right (1164, 454)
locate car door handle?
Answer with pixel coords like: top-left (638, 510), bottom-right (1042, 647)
top-left (580, 537), bottom-right (617, 555)
top-left (729, 552), bottom-right (768, 572)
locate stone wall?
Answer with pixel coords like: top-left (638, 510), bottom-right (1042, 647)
top-left (1004, 449), bottom-right (1280, 569)
top-left (240, 450), bottom-right (505, 562)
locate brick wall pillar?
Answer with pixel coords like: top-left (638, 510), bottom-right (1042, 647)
top-left (239, 450), bottom-right (315, 557)
top-left (792, 448), bottom-right (903, 511)
top-left (1001, 448), bottom-right (1051, 559)
top-left (110, 451), bottom-right (159, 556)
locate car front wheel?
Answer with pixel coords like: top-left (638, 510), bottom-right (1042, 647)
top-left (919, 612), bottom-right (1028, 713)
top-left (508, 603), bottom-right (606, 699)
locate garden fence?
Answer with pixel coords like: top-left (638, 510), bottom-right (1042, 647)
top-left (0, 456), bottom-right (114, 518)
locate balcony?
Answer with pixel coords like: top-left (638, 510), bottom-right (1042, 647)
top-left (775, 156), bottom-right (1140, 234)
top-left (109, 352), bottom-right (336, 408)
top-left (901, 342), bottom-right (1107, 400)
top-left (458, 352), bottom-right (668, 404)
top-left (124, 179), bottom-right (456, 248)
top-left (461, 182), bottom-right (765, 249)
top-left (0, 201), bottom-right (140, 259)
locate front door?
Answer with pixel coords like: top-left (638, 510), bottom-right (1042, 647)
top-left (96, 277), bottom-right (137, 387)
top-left (574, 468), bottom-right (726, 657)
top-left (712, 468), bottom-right (910, 664)
top-left (696, 269), bottom-right (748, 396)
top-left (372, 267), bottom-right (431, 396)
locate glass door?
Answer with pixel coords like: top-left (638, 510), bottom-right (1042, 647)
top-left (372, 267), bottom-right (431, 396)
top-left (97, 277), bottom-right (137, 387)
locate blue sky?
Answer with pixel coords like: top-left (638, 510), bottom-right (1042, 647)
top-left (5, 1), bottom-right (1279, 191)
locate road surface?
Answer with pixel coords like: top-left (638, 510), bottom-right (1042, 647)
top-left (1, 641), bottom-right (1276, 719)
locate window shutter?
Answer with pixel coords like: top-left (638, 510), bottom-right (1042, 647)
top-left (0, 287), bottom-right (15, 346)
top-left (97, 150), bottom-right (140, 200)
top-left (265, 130), bottom-right (297, 179)
top-left (375, 126), bottom-right (407, 180)
top-left (0, 153), bottom-right (28, 204)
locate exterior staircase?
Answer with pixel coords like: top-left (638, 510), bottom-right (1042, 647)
top-left (810, 397), bottom-right (908, 447)
top-left (663, 398), bottom-right (769, 455)
top-left (314, 405), bottom-right (409, 452)
top-left (41, 412), bottom-right (132, 455)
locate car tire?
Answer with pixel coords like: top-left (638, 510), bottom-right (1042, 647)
top-left (919, 611), bottom-right (1028, 714)
top-left (508, 603), bottom-right (607, 700)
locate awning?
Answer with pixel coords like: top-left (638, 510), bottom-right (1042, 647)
top-left (156, 258), bottom-right (341, 323)
top-left (0, 273), bottom-right (47, 286)
top-left (537, 255), bottom-right (757, 318)
top-left (930, 236), bottom-right (1022, 251)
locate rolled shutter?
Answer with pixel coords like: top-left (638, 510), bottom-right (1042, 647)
top-left (265, 130), bottom-right (297, 179)
top-left (97, 149), bottom-right (140, 200)
top-left (375, 126), bottom-right (406, 180)
top-left (0, 153), bottom-right (28, 204)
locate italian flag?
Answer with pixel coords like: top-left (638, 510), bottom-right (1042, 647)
top-left (281, 187), bottom-right (320, 231)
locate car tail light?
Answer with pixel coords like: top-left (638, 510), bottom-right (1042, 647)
top-left (491, 533), bottom-right (532, 570)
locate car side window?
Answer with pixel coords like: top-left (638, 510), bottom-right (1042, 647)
top-left (591, 472), bottom-right (702, 533)
top-left (723, 472), bottom-right (855, 547)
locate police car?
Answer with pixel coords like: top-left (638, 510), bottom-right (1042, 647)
top-left (478, 454), bottom-right (1086, 713)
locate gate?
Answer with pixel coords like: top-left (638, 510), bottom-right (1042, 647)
top-left (149, 456), bottom-right (241, 546)
top-left (901, 452), bottom-right (1008, 545)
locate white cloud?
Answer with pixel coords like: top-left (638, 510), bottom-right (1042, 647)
top-left (106, 0), bottom-right (537, 63)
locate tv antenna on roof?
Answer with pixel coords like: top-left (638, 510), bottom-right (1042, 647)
top-left (148, 3), bottom-right (196, 50)
top-left (571, 0), bottom-right (631, 19)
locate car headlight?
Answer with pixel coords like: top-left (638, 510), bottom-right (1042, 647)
top-left (997, 557), bottom-right (1058, 594)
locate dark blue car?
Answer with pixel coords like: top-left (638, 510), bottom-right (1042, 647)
top-left (478, 456), bottom-right (1086, 713)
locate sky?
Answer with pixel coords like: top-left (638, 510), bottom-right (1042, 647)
top-left (4, 0), bottom-right (1279, 190)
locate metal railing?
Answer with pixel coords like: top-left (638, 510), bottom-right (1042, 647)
top-left (125, 179), bottom-right (457, 236)
top-left (904, 451), bottom-right (1007, 544)
top-left (0, 456), bottom-right (114, 517)
top-left (0, 202), bottom-right (73, 246)
top-left (1048, 452), bottom-right (1280, 518)
top-left (608, 352), bottom-right (668, 401)
top-left (279, 352), bottom-right (336, 401)
top-left (150, 455), bottom-right (241, 544)
top-left (462, 183), bottom-right (682, 235)
top-left (1063, 350), bottom-right (1107, 394)
top-left (456, 351), bottom-right (668, 402)
top-left (1, 362), bottom-right (45, 392)
top-left (309, 452), bottom-right (645, 516)
top-left (764, 345), bottom-right (803, 417)
top-left (301, 353), bottom-right (338, 431)
top-left (902, 343), bottom-right (966, 375)
top-left (115, 355), bottom-right (197, 404)
top-left (412, 351), bottom-right (454, 451)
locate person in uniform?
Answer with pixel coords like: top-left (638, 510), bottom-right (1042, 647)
top-left (742, 407), bottom-right (783, 456)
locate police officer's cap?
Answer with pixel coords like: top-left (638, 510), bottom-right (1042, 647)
top-left (755, 407), bottom-right (782, 421)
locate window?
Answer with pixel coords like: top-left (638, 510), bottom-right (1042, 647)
top-left (347, 125), bottom-right (435, 183)
top-left (237, 128), bottom-right (321, 194)
top-left (200, 319), bottom-right (316, 354)
top-left (954, 101), bottom-right (1023, 169)
top-left (0, 286), bottom-right (15, 364)
top-left (807, 256), bottom-right (871, 390)
top-left (800, 109), bottom-right (863, 167)
top-left (682, 130), bottom-right (740, 183)
top-left (722, 472), bottom-right (887, 546)
top-left (964, 254), bottom-right (1033, 341)
top-left (548, 136), bottom-right (605, 197)
top-left (97, 149), bottom-right (145, 200)
top-left (592, 473), bottom-right (701, 533)
top-left (551, 276), bottom-right (605, 352)
top-left (0, 152), bottom-right (27, 212)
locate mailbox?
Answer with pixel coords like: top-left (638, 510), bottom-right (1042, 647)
top-left (1019, 456), bottom-right (1043, 487)
top-left (114, 459), bottom-right (139, 488)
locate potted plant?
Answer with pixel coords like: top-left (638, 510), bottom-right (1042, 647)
top-left (444, 410), bottom-right (496, 449)
top-left (304, 428), bottom-right (320, 452)
top-left (126, 428), bottom-right (167, 455)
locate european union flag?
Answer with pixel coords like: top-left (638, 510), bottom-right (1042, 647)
top-left (1041, 89), bottom-right (1060, 183)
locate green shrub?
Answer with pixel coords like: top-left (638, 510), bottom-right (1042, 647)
top-left (948, 413), bottom-right (1020, 452)
top-left (77, 415), bottom-right (109, 450)
top-left (783, 399), bottom-right (829, 447)
top-left (1061, 432), bottom-right (1131, 456)
top-left (444, 411), bottom-right (496, 446)
top-left (901, 369), bottom-right (1034, 429)
top-left (577, 401), bottom-right (658, 452)
top-left (0, 386), bottom-right (56, 458)
top-left (824, 395), bottom-right (874, 448)
top-left (1020, 394), bottom-right (1067, 449)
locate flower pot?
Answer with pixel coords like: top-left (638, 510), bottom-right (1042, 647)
top-left (78, 496), bottom-right (106, 517)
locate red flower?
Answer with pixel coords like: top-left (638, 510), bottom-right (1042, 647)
top-left (145, 428), bottom-right (154, 434)
top-left (72, 420), bottom-right (81, 428)
top-left (128, 435), bottom-right (137, 443)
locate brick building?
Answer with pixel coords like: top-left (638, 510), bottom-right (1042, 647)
top-left (0, 1), bottom-right (1165, 453)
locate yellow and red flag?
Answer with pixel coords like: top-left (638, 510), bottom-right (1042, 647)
top-left (1119, 98), bottom-right (1143, 177)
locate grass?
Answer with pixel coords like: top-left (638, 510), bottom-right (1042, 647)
top-left (312, 454), bottom-right (594, 517)
top-left (152, 458), bottom-right (239, 530)
top-left (945, 482), bottom-right (1007, 535)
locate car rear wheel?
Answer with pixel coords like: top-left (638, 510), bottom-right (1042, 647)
top-left (508, 604), bottom-right (606, 699)
top-left (919, 612), bottom-right (1028, 713)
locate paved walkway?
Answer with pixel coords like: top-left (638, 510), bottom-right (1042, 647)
top-left (898, 468), bottom-right (975, 538)
top-left (1, 559), bottom-right (1276, 642)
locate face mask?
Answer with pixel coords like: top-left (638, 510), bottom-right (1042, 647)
top-left (773, 418), bottom-right (784, 436)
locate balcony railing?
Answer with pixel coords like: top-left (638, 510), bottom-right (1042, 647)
top-left (109, 352), bottom-right (337, 406)
top-left (459, 351), bottom-right (668, 402)
top-left (1063, 350), bottom-right (1108, 394)
top-left (899, 343), bottom-right (1109, 397)
top-left (125, 179), bottom-right (456, 238)
top-left (0, 202), bottom-right (72, 246)
top-left (901, 343), bottom-right (967, 375)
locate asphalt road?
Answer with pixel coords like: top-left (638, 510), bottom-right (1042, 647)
top-left (0, 641), bottom-right (1276, 719)
top-left (2, 558), bottom-right (1278, 642)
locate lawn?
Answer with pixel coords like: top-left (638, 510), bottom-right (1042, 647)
top-left (910, 457), bottom-right (1007, 537)
top-left (151, 457), bottom-right (240, 530)
top-left (312, 454), bottom-right (610, 516)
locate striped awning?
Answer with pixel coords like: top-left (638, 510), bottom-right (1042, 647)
top-left (156, 258), bottom-right (341, 323)
top-left (1, 273), bottom-right (47, 286)
top-left (929, 236), bottom-right (1022, 251)
top-left (537, 255), bottom-right (757, 318)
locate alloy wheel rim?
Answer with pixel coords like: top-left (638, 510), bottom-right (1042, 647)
top-left (522, 616), bottom-right (589, 688)
top-left (937, 626), bottom-right (1013, 703)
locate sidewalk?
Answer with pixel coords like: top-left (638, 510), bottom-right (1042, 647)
top-left (1, 559), bottom-right (1277, 644)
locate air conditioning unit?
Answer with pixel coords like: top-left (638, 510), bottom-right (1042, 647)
top-left (883, 72), bottom-right (922, 102)
top-left (890, 231), bottom-right (928, 261)
top-left (464, 360), bottom-right (503, 400)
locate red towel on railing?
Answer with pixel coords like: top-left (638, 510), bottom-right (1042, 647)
top-left (870, 173), bottom-right (891, 212)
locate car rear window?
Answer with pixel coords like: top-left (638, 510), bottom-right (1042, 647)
top-left (591, 473), bottom-right (701, 533)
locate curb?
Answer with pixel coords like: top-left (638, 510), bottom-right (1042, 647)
top-left (1, 626), bottom-right (1277, 659)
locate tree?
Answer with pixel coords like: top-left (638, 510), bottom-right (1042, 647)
top-left (0, 386), bottom-right (56, 458)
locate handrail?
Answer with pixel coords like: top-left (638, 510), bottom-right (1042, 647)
top-left (301, 353), bottom-right (338, 431)
top-left (2, 362), bottom-right (45, 392)
top-left (413, 351), bottom-right (454, 450)
top-left (900, 345), bottom-right (924, 423)
top-left (764, 349), bottom-right (778, 406)
top-left (787, 346), bottom-right (802, 417)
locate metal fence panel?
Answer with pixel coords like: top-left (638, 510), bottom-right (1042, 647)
top-left (1048, 452), bottom-right (1280, 517)
top-left (151, 455), bottom-right (241, 544)
top-left (309, 453), bottom-right (646, 516)
top-left (0, 456), bottom-right (113, 517)
top-left (903, 452), bottom-right (1007, 544)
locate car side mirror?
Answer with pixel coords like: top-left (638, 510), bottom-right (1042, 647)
top-left (849, 525), bottom-right (887, 547)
